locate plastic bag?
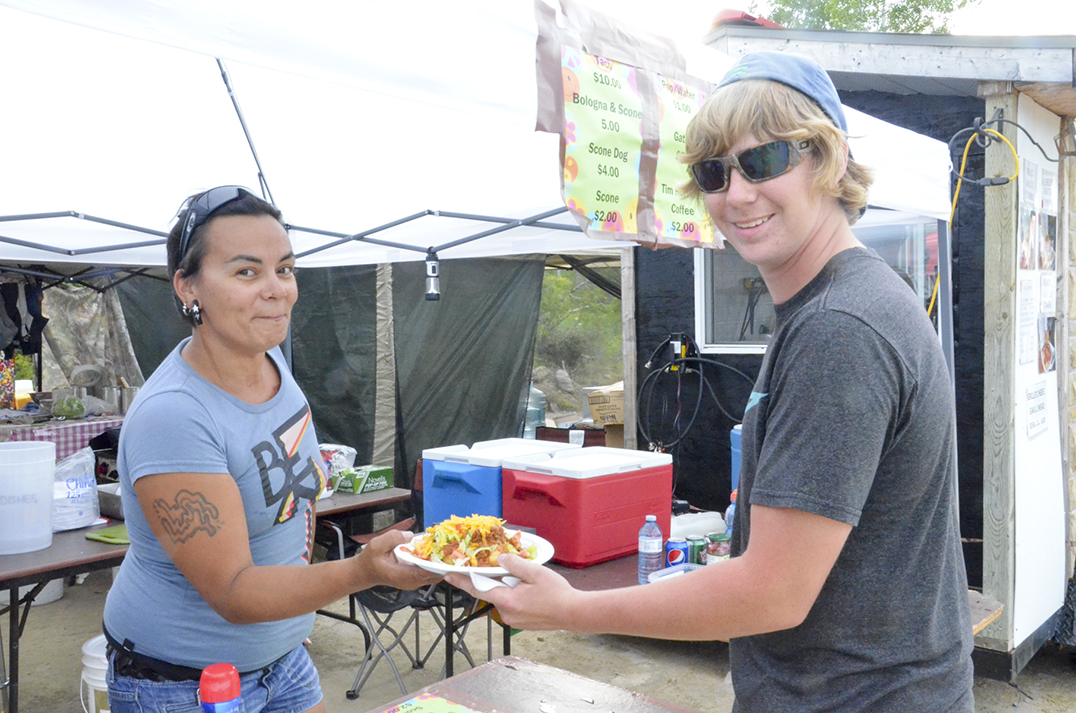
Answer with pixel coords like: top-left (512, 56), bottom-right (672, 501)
top-left (52, 446), bottom-right (100, 531)
top-left (82, 395), bottom-right (119, 417)
top-left (319, 443), bottom-right (357, 493)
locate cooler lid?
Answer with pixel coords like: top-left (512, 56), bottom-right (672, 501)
top-left (421, 444), bottom-right (469, 462)
top-left (422, 440), bottom-right (579, 467)
top-left (471, 437), bottom-right (551, 450)
top-left (501, 446), bottom-right (672, 479)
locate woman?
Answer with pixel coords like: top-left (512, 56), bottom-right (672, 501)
top-left (102, 186), bottom-right (440, 713)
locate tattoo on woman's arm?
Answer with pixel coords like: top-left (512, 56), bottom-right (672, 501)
top-left (153, 489), bottom-right (221, 544)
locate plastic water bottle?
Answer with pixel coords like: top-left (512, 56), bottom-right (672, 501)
top-left (523, 382), bottom-right (547, 439)
top-left (637, 515), bottom-right (664, 584)
top-left (200, 663), bottom-right (241, 713)
top-left (724, 489), bottom-right (738, 540)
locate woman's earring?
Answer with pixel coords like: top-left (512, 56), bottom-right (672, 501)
top-left (182, 300), bottom-right (204, 326)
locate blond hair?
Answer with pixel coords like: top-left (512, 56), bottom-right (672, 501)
top-left (681, 80), bottom-right (872, 224)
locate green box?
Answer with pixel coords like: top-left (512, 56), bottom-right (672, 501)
top-left (336, 465), bottom-right (394, 494)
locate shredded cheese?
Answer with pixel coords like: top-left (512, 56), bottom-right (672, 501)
top-left (411, 514), bottom-right (536, 567)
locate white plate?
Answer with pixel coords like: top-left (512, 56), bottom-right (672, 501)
top-left (395, 530), bottom-right (554, 576)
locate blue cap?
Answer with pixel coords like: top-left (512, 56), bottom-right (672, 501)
top-left (717, 51), bottom-right (847, 132)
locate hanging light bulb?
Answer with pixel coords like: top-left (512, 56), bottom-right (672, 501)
top-left (425, 251), bottom-right (440, 301)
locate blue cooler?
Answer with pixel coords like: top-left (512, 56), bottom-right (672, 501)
top-left (422, 438), bottom-right (579, 527)
top-left (730, 424), bottom-right (742, 492)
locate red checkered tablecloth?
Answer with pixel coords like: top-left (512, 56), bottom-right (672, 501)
top-left (1, 417), bottom-right (124, 460)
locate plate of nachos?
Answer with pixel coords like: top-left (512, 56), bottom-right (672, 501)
top-left (395, 514), bottom-right (554, 576)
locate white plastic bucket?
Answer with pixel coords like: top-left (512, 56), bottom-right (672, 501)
top-left (0, 441), bottom-right (55, 554)
top-left (81, 634), bottom-right (110, 713)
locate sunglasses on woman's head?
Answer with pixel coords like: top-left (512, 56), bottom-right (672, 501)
top-left (690, 140), bottom-right (811, 194)
top-left (178, 185), bottom-right (253, 260)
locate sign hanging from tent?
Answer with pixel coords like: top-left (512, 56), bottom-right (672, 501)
top-left (652, 75), bottom-right (710, 242)
top-left (537, 1), bottom-right (716, 249)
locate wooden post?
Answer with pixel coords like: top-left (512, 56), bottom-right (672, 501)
top-left (1063, 127), bottom-right (1076, 578)
top-left (622, 246), bottom-right (638, 449)
top-left (372, 263), bottom-right (396, 468)
top-left (979, 85), bottom-right (1020, 653)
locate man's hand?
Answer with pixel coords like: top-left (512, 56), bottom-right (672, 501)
top-left (444, 553), bottom-right (581, 631)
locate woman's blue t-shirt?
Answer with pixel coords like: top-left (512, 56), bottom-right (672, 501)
top-left (103, 339), bottom-right (328, 671)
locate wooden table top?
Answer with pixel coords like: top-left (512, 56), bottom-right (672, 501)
top-left (316, 487), bottom-right (411, 517)
top-left (365, 656), bottom-right (706, 713)
top-left (0, 522), bottom-right (126, 588)
top-left (548, 553), bottom-right (638, 590)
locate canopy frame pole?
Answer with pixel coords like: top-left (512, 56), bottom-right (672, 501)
top-left (217, 58), bottom-right (275, 206)
top-left (431, 206), bottom-right (574, 252)
top-left (292, 211), bottom-right (435, 259)
top-left (433, 210), bottom-right (582, 233)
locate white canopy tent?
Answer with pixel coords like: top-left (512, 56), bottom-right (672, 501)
top-left (0, 1), bottom-right (952, 270)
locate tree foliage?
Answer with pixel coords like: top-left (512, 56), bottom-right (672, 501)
top-left (535, 268), bottom-right (621, 389)
top-left (749, 0), bottom-right (977, 33)
top-left (12, 352), bottom-right (34, 381)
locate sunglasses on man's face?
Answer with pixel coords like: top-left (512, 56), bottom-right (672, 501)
top-left (690, 140), bottom-right (811, 194)
top-left (178, 185), bottom-right (253, 260)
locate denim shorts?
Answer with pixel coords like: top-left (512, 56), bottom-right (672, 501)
top-left (107, 644), bottom-right (323, 713)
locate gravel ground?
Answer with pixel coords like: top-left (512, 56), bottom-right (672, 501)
top-left (11, 570), bottom-right (1076, 712)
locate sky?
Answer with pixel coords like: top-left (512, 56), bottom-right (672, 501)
top-left (574, 0), bottom-right (1076, 46)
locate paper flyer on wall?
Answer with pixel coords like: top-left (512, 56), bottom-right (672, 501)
top-left (1017, 277), bottom-right (1037, 366)
top-left (1026, 381), bottom-right (1048, 439)
top-left (1017, 159), bottom-right (1057, 375)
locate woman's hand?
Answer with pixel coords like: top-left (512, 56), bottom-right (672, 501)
top-left (444, 553), bottom-right (580, 631)
top-left (354, 530), bottom-right (443, 590)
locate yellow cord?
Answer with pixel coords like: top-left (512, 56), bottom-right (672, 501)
top-left (927, 128), bottom-right (1019, 318)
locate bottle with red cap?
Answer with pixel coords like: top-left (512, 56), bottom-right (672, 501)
top-left (200, 663), bottom-right (241, 713)
top-left (725, 489), bottom-right (738, 539)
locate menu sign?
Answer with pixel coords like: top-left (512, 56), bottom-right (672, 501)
top-left (561, 47), bottom-right (643, 234)
top-left (654, 74), bottom-right (713, 244)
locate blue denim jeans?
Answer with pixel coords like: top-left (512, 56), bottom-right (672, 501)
top-left (107, 644), bottom-right (322, 713)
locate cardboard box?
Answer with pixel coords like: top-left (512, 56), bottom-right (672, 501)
top-left (586, 382), bottom-right (624, 425)
top-left (336, 465), bottom-right (394, 494)
top-left (536, 426), bottom-right (606, 447)
top-left (603, 423), bottom-right (624, 448)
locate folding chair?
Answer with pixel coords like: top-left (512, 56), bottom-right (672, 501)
top-left (433, 582), bottom-right (512, 677)
top-left (317, 518), bottom-right (512, 698)
top-left (316, 516), bottom-right (430, 697)
top-left (346, 584), bottom-right (442, 698)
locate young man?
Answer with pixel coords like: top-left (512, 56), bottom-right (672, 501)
top-left (446, 52), bottom-right (973, 711)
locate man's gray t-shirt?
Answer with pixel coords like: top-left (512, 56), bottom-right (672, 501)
top-left (103, 340), bottom-right (328, 671)
top-left (730, 248), bottom-right (973, 711)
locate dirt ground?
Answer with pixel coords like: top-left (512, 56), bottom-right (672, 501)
top-left (9, 570), bottom-right (1076, 712)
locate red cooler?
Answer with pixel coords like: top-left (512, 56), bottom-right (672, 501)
top-left (501, 447), bottom-right (673, 567)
